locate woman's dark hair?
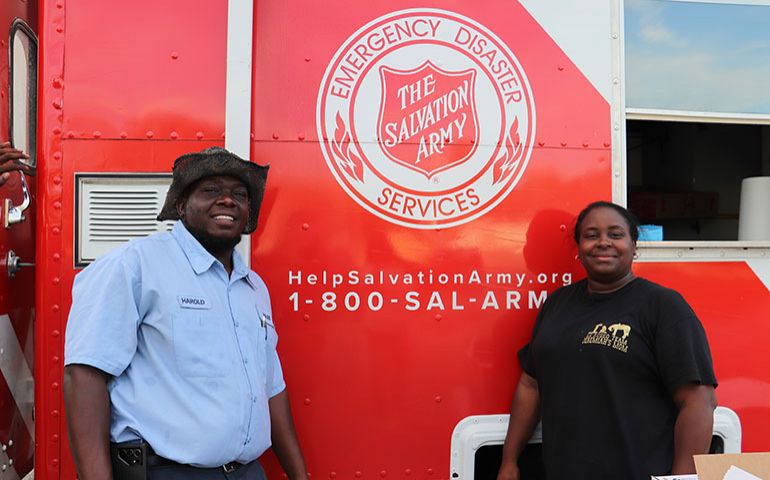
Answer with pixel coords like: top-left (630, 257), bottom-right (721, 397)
top-left (573, 201), bottom-right (640, 244)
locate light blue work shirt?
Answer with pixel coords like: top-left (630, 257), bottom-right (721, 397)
top-left (65, 222), bottom-right (285, 467)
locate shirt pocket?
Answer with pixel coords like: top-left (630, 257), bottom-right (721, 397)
top-left (172, 310), bottom-right (229, 378)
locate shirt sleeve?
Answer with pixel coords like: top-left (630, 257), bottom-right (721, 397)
top-left (518, 307), bottom-right (545, 379)
top-left (268, 347), bottom-right (286, 397)
top-left (64, 248), bottom-right (142, 377)
top-left (653, 289), bottom-right (718, 396)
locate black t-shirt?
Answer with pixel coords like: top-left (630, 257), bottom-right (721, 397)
top-left (518, 277), bottom-right (717, 480)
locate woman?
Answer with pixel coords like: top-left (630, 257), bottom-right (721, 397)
top-left (497, 201), bottom-right (717, 480)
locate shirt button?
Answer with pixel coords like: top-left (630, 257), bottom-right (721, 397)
top-left (234, 321), bottom-right (239, 328)
top-left (244, 358), bottom-right (249, 364)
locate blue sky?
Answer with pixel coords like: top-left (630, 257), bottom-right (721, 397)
top-left (625, 0), bottom-right (770, 114)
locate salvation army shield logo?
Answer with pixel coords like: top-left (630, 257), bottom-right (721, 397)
top-left (378, 62), bottom-right (478, 178)
top-left (317, 9), bottom-right (535, 229)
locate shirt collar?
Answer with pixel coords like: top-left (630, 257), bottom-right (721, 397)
top-left (172, 222), bottom-right (217, 274)
top-left (171, 223), bottom-right (252, 283)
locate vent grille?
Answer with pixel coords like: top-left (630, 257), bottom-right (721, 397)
top-left (77, 175), bottom-right (173, 265)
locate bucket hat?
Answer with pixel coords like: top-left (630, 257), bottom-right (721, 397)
top-left (157, 147), bottom-right (268, 234)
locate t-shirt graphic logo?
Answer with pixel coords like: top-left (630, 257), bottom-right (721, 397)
top-left (582, 322), bottom-right (631, 353)
top-left (317, 8), bottom-right (536, 229)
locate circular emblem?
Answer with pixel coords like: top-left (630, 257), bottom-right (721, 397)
top-left (317, 9), bottom-right (535, 229)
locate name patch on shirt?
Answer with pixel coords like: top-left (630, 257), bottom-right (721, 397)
top-left (178, 295), bottom-right (211, 309)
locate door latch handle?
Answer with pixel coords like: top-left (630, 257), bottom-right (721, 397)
top-left (6, 250), bottom-right (34, 278)
top-left (4, 171), bottom-right (31, 228)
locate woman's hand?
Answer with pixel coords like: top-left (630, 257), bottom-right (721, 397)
top-left (496, 459), bottom-right (520, 480)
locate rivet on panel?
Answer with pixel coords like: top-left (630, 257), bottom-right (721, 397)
top-left (302, 223), bottom-right (310, 231)
top-left (66, 131), bottom-right (74, 139)
top-left (56, 26), bottom-right (64, 33)
top-left (427, 469), bottom-right (434, 476)
top-left (52, 355), bottom-right (60, 363)
top-left (557, 65), bottom-right (564, 71)
top-left (603, 142), bottom-right (611, 148)
top-left (52, 458), bottom-right (59, 466)
top-left (298, 133), bottom-right (305, 141)
top-left (560, 142), bottom-right (567, 147)
top-left (304, 398), bottom-right (311, 406)
top-left (52, 99), bottom-right (62, 109)
top-left (196, 131), bottom-right (204, 139)
top-left (51, 382), bottom-right (60, 390)
top-left (120, 132), bottom-right (128, 139)
top-left (170, 131), bottom-right (179, 140)
top-left (53, 227), bottom-right (61, 235)
top-left (52, 329), bottom-right (60, 337)
top-left (146, 131), bottom-right (154, 138)
top-left (171, 52), bottom-right (179, 59)
top-left (303, 314), bottom-right (310, 322)
top-left (55, 0), bottom-right (63, 8)
top-left (53, 152), bottom-right (62, 160)
top-left (52, 304), bottom-right (60, 312)
top-left (54, 201), bottom-right (62, 210)
top-left (272, 133), bottom-right (280, 140)
top-left (281, 474), bottom-right (288, 480)
top-left (355, 472), bottom-right (362, 478)
top-left (329, 472), bottom-right (336, 479)
top-left (537, 141), bottom-right (545, 147)
top-left (51, 409), bottom-right (60, 417)
top-left (582, 142), bottom-right (588, 148)
top-left (52, 77), bottom-right (63, 88)
top-left (52, 434), bottom-right (59, 442)
top-left (380, 471), bottom-right (387, 477)
top-left (435, 396), bottom-right (442, 403)
top-left (221, 132), bottom-right (226, 139)
top-left (435, 314), bottom-right (442, 321)
top-left (559, 224), bottom-right (566, 231)
top-left (53, 127), bottom-right (61, 135)
top-left (304, 57), bottom-right (311, 62)
top-left (53, 277), bottom-right (61, 285)
top-left (53, 176), bottom-right (62, 185)
top-left (405, 469), bottom-right (412, 476)
top-left (93, 131), bottom-right (102, 138)
top-left (250, 132), bottom-right (255, 140)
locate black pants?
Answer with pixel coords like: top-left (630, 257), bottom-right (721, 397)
top-left (148, 460), bottom-right (266, 480)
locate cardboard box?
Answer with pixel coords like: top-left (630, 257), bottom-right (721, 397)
top-left (651, 453), bottom-right (770, 480)
top-left (694, 453), bottom-right (770, 480)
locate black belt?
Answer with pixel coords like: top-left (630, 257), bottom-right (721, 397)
top-left (147, 449), bottom-right (243, 474)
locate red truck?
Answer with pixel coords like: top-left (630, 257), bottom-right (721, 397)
top-left (0, 0), bottom-right (768, 479)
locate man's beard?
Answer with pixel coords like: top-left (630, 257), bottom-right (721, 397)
top-left (184, 221), bottom-right (242, 255)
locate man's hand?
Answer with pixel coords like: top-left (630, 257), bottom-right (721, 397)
top-left (64, 364), bottom-right (113, 480)
top-left (0, 142), bottom-right (34, 186)
top-left (269, 389), bottom-right (308, 480)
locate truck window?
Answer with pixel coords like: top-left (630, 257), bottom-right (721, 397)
top-left (623, 0), bottom-right (770, 245)
top-left (10, 20), bottom-right (37, 165)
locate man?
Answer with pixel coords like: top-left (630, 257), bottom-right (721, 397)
top-left (64, 147), bottom-right (307, 480)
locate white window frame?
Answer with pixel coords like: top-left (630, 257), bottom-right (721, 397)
top-left (9, 19), bottom-right (37, 167)
top-left (614, 0), bottom-right (770, 261)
